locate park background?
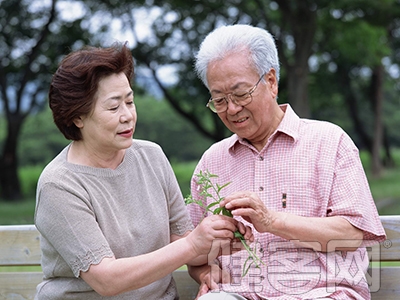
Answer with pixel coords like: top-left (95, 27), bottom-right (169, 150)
top-left (1, 0), bottom-right (400, 224)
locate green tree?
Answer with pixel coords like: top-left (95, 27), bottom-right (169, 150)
top-left (134, 95), bottom-right (212, 162)
top-left (91, 0), bottom-right (399, 173)
top-left (18, 108), bottom-right (68, 167)
top-left (311, 0), bottom-right (400, 176)
top-left (17, 95), bottom-right (211, 168)
top-left (0, 0), bottom-right (93, 200)
top-left (91, 0), bottom-right (321, 137)
top-left (2, 0), bottom-right (400, 201)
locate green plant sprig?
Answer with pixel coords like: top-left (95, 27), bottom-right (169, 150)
top-left (184, 170), bottom-right (264, 277)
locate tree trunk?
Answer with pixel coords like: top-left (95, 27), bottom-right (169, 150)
top-left (336, 65), bottom-right (373, 153)
top-left (0, 114), bottom-right (24, 201)
top-left (370, 64), bottom-right (384, 177)
top-left (383, 127), bottom-right (394, 168)
top-left (274, 0), bottom-right (317, 118)
top-left (0, 0), bottom-right (58, 201)
top-left (287, 66), bottom-right (310, 118)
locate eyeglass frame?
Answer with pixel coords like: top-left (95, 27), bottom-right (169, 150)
top-left (206, 73), bottom-right (266, 113)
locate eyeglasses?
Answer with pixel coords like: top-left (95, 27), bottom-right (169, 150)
top-left (206, 73), bottom-right (265, 113)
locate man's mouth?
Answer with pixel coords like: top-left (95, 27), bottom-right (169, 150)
top-left (234, 117), bottom-right (248, 123)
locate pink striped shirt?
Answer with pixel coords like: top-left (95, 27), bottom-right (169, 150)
top-left (187, 104), bottom-right (386, 300)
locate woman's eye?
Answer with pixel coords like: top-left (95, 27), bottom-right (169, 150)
top-left (110, 106), bottom-right (119, 111)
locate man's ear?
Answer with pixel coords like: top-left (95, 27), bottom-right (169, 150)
top-left (266, 69), bottom-right (278, 98)
top-left (73, 117), bottom-right (84, 129)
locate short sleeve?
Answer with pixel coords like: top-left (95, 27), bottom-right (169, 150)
top-left (328, 133), bottom-right (386, 246)
top-left (35, 182), bottom-right (114, 277)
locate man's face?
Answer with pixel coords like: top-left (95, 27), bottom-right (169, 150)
top-left (206, 51), bottom-right (280, 150)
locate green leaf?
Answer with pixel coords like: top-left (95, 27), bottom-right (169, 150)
top-left (213, 207), bottom-right (223, 215)
top-left (242, 257), bottom-right (253, 277)
top-left (221, 208), bottom-right (233, 217)
top-left (207, 202), bottom-right (219, 209)
top-left (183, 170), bottom-right (265, 277)
top-left (219, 182), bottom-right (231, 190)
top-left (234, 230), bottom-right (244, 239)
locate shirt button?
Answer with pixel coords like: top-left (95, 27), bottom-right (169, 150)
top-left (259, 186), bottom-right (264, 191)
top-left (258, 156), bottom-right (264, 161)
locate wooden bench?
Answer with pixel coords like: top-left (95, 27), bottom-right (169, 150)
top-left (1, 216), bottom-right (399, 299)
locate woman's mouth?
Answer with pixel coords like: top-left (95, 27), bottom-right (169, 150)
top-left (118, 129), bottom-right (133, 138)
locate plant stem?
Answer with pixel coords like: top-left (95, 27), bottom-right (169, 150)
top-left (185, 170), bottom-right (265, 277)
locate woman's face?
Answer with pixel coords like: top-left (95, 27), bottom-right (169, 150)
top-left (74, 72), bottom-right (137, 153)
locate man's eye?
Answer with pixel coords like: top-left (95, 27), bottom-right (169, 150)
top-left (233, 91), bottom-right (249, 99)
top-left (213, 98), bottom-right (225, 105)
top-left (110, 106), bottom-right (119, 111)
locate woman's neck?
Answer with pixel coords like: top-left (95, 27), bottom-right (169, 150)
top-left (67, 141), bottom-right (125, 170)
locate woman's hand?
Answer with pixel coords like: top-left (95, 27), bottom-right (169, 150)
top-left (186, 215), bottom-right (238, 256)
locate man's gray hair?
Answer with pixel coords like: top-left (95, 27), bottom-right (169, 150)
top-left (195, 24), bottom-right (280, 89)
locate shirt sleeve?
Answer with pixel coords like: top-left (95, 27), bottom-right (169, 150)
top-left (35, 181), bottom-right (114, 278)
top-left (327, 133), bottom-right (386, 246)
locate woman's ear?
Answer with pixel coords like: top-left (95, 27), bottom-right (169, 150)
top-left (73, 117), bottom-right (84, 129)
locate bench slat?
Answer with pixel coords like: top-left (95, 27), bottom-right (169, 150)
top-left (2, 217), bottom-right (399, 265)
top-left (1, 269), bottom-right (399, 300)
top-left (0, 271), bottom-right (198, 300)
top-left (0, 272), bottom-right (42, 299)
top-left (0, 216), bottom-right (399, 300)
top-left (370, 266), bottom-right (400, 300)
top-left (0, 225), bottom-right (41, 266)
top-left (377, 215), bottom-right (400, 261)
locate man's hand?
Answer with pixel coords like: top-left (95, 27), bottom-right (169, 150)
top-left (220, 191), bottom-right (273, 233)
top-left (188, 263), bottom-right (231, 299)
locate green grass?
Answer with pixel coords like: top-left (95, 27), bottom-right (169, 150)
top-left (0, 165), bottom-right (42, 224)
top-left (0, 198), bottom-right (36, 225)
top-left (171, 160), bottom-right (197, 198)
top-left (0, 266), bottom-right (42, 272)
top-left (19, 165), bottom-right (44, 198)
top-left (367, 167), bottom-right (400, 215)
top-left (361, 149), bottom-right (400, 215)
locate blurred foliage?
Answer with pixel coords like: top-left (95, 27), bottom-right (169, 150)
top-left (88, 0), bottom-right (400, 158)
top-left (17, 109), bottom-right (69, 166)
top-left (12, 94), bottom-right (212, 167)
top-left (134, 95), bottom-right (213, 162)
top-left (2, 0), bottom-right (400, 200)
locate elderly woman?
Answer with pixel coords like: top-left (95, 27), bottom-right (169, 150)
top-left (34, 43), bottom-right (250, 299)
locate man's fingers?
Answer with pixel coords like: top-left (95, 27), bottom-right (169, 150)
top-left (195, 283), bottom-right (209, 299)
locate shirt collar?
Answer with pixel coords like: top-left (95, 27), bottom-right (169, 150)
top-left (276, 103), bottom-right (300, 142)
top-left (228, 103), bottom-right (301, 153)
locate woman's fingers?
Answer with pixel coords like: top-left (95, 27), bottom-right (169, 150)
top-left (189, 215), bottom-right (240, 255)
